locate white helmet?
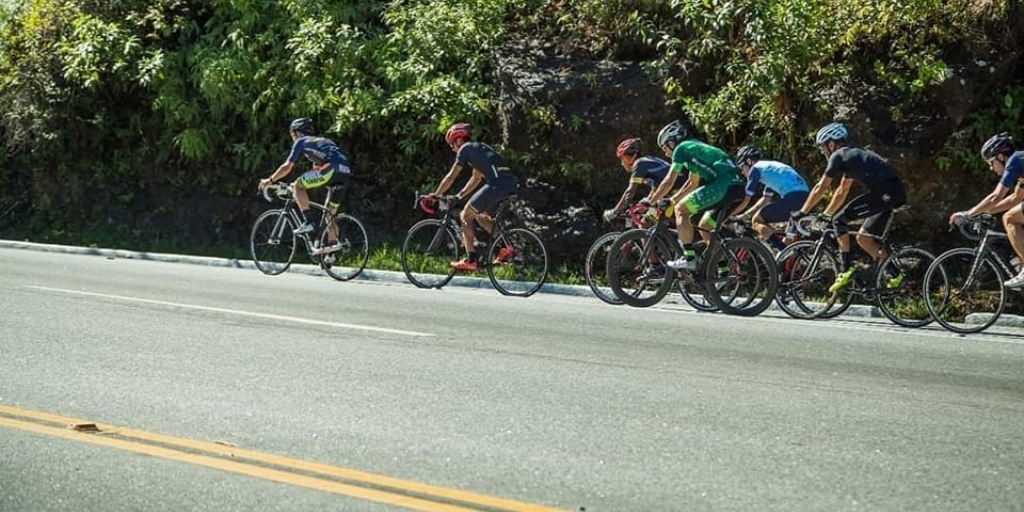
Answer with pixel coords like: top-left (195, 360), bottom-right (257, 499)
top-left (814, 122), bottom-right (848, 145)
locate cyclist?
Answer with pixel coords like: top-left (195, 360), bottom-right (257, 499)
top-left (732, 145), bottom-right (810, 251)
top-left (430, 122), bottom-right (518, 272)
top-left (603, 138), bottom-right (673, 223)
top-left (257, 118), bottom-right (353, 253)
top-left (948, 132), bottom-right (1024, 288)
top-left (791, 122), bottom-right (907, 293)
top-left (645, 120), bottom-right (746, 270)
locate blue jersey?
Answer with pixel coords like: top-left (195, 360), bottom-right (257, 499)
top-left (745, 160), bottom-right (809, 198)
top-left (287, 135), bottom-right (350, 169)
top-left (454, 142), bottom-right (513, 185)
top-left (629, 156), bottom-right (671, 189)
top-left (1000, 151), bottom-right (1024, 188)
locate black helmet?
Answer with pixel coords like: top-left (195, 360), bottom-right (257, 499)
top-left (981, 132), bottom-right (1014, 160)
top-left (289, 117), bottom-right (315, 135)
top-left (735, 145), bottom-right (762, 164)
top-left (657, 120), bottom-right (688, 151)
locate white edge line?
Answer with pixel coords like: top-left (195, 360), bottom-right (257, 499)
top-left (25, 286), bottom-right (434, 338)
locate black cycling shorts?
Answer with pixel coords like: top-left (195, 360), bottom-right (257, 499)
top-left (469, 174), bottom-right (518, 215)
top-left (833, 179), bottom-right (906, 237)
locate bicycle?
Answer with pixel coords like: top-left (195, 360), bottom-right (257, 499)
top-left (250, 182), bottom-right (369, 281)
top-left (773, 206), bottom-right (938, 327)
top-left (400, 193), bottom-right (549, 297)
top-left (923, 214), bottom-right (1023, 334)
top-left (606, 201), bottom-right (778, 316)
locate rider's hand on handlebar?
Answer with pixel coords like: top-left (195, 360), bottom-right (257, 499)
top-left (258, 178), bottom-right (272, 191)
top-left (656, 198), bottom-right (672, 209)
top-left (949, 211), bottom-right (969, 227)
top-left (602, 209), bottom-right (617, 223)
top-left (789, 210), bottom-right (807, 221)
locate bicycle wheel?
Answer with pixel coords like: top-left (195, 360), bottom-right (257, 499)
top-left (875, 247), bottom-right (937, 328)
top-left (675, 274), bottom-right (719, 312)
top-left (774, 241), bottom-right (842, 319)
top-left (402, 219), bottom-right (459, 289)
top-left (607, 229), bottom-right (676, 308)
top-left (488, 228), bottom-right (548, 297)
top-left (585, 232), bottom-right (623, 305)
top-left (703, 237), bottom-right (778, 317)
top-left (250, 209), bottom-right (297, 276)
top-left (320, 213), bottom-right (369, 282)
top-left (924, 248), bottom-right (1006, 334)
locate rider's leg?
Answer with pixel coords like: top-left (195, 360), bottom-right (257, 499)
top-left (1002, 203), bottom-right (1024, 287)
top-left (696, 212), bottom-right (714, 244)
top-left (292, 181), bottom-right (317, 233)
top-left (459, 206), bottom-right (480, 259)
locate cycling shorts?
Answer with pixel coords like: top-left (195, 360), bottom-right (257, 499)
top-left (469, 173), bottom-right (517, 215)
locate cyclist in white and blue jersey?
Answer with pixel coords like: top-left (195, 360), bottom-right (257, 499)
top-left (732, 146), bottom-right (809, 251)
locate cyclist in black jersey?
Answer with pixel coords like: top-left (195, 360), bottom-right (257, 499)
top-left (792, 122), bottom-right (907, 293)
top-left (603, 138), bottom-right (673, 223)
top-left (431, 123), bottom-right (518, 272)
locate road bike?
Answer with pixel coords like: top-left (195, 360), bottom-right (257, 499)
top-left (774, 206), bottom-right (937, 327)
top-left (923, 214), bottom-right (1024, 334)
top-left (250, 183), bottom-right (369, 281)
top-left (400, 193), bottom-right (549, 297)
top-left (606, 201), bottom-right (777, 316)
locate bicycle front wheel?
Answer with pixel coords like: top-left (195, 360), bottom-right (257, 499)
top-left (704, 237), bottom-right (778, 317)
top-left (488, 228), bottom-right (548, 297)
top-left (774, 241), bottom-right (840, 319)
top-left (606, 229), bottom-right (676, 308)
top-left (875, 247), bottom-right (937, 328)
top-left (585, 232), bottom-right (623, 305)
top-left (402, 219), bottom-right (459, 289)
top-left (924, 248), bottom-right (1006, 334)
top-left (250, 209), bottom-right (297, 276)
top-left (320, 213), bottom-right (369, 282)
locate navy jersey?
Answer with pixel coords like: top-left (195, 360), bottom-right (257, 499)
top-left (629, 156), bottom-right (671, 189)
top-left (824, 146), bottom-right (898, 187)
top-left (1000, 151), bottom-right (1024, 188)
top-left (287, 135), bottom-right (349, 169)
top-left (454, 142), bottom-right (512, 184)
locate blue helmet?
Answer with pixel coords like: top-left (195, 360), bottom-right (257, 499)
top-left (814, 122), bottom-right (848, 145)
top-left (289, 117), bottom-right (315, 134)
top-left (981, 132), bottom-right (1014, 160)
top-left (735, 145), bottom-right (762, 163)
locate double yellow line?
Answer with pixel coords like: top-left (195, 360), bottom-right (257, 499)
top-left (0, 405), bottom-right (567, 512)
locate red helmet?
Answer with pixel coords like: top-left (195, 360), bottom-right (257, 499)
top-left (616, 138), bottom-right (642, 158)
top-left (445, 123), bottom-right (472, 146)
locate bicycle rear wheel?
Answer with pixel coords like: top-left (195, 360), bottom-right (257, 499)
top-left (488, 228), bottom-right (548, 297)
top-left (875, 247), bottom-right (937, 328)
top-left (585, 232), bottom-right (623, 305)
top-left (774, 241), bottom-right (841, 319)
top-left (250, 209), bottom-right (297, 276)
top-left (320, 213), bottom-right (369, 282)
top-left (606, 229), bottom-right (676, 308)
top-left (402, 219), bottom-right (459, 289)
top-left (703, 237), bottom-right (778, 316)
top-left (924, 248), bottom-right (1006, 334)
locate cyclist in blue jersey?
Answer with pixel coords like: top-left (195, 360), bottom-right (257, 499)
top-left (603, 138), bottom-right (673, 223)
top-left (948, 132), bottom-right (1024, 287)
top-left (431, 123), bottom-right (518, 272)
top-left (792, 122), bottom-right (907, 293)
top-left (732, 145), bottom-right (809, 251)
top-left (259, 118), bottom-right (353, 246)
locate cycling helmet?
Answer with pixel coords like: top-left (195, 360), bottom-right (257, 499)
top-left (735, 145), bottom-right (762, 163)
top-left (616, 138), bottom-right (643, 158)
top-left (289, 117), bottom-right (315, 134)
top-left (814, 122), bottom-right (848, 145)
top-left (657, 120), bottom-right (688, 150)
top-left (981, 132), bottom-right (1014, 160)
top-left (445, 123), bottom-right (472, 146)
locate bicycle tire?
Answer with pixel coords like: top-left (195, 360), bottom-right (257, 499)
top-left (774, 241), bottom-right (833, 319)
top-left (250, 209), bottom-right (297, 276)
top-left (875, 246), bottom-right (937, 328)
top-left (703, 237), bottom-right (778, 317)
top-left (606, 229), bottom-right (676, 308)
top-left (488, 228), bottom-right (548, 297)
top-left (585, 231), bottom-right (623, 305)
top-left (402, 219), bottom-right (459, 289)
top-left (924, 248), bottom-right (1006, 334)
top-left (320, 213), bottom-right (369, 282)
top-left (675, 275), bottom-right (719, 312)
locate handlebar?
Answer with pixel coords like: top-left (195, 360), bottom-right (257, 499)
top-left (414, 192), bottom-right (460, 215)
top-left (955, 213), bottom-right (997, 241)
top-left (627, 202), bottom-right (664, 228)
top-left (261, 182), bottom-right (292, 203)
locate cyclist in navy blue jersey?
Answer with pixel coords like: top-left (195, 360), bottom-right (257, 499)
top-left (431, 123), bottom-right (518, 272)
top-left (603, 138), bottom-right (674, 223)
top-left (791, 122), bottom-right (907, 293)
top-left (258, 118), bottom-right (353, 241)
top-left (949, 132), bottom-right (1024, 287)
top-left (732, 145), bottom-right (809, 251)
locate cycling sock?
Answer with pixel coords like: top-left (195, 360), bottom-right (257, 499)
top-left (884, 260), bottom-right (900, 277)
top-left (302, 209), bottom-right (315, 225)
top-left (682, 245), bottom-right (696, 260)
top-left (466, 251), bottom-right (478, 262)
top-left (767, 234), bottom-right (786, 251)
top-left (840, 252), bottom-right (852, 271)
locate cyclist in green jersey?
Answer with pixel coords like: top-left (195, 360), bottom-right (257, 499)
top-left (644, 120), bottom-right (746, 270)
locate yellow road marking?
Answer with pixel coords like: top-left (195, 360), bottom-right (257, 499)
top-left (25, 286), bottom-right (434, 337)
top-left (0, 406), bottom-right (567, 512)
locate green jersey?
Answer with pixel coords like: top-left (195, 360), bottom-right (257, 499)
top-left (670, 139), bottom-right (742, 185)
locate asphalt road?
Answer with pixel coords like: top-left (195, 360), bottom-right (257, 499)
top-left (1, 247), bottom-right (1023, 512)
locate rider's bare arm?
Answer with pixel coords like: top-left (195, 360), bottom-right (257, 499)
top-left (822, 176), bottom-right (853, 216)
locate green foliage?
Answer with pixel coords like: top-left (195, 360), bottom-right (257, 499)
top-left (936, 85), bottom-right (1024, 177)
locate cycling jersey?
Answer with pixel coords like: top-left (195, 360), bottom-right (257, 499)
top-left (669, 139), bottom-right (742, 185)
top-left (1000, 151), bottom-right (1024, 188)
top-left (287, 136), bottom-right (350, 171)
top-left (629, 156), bottom-right (671, 189)
top-left (454, 142), bottom-right (513, 185)
top-left (745, 160), bottom-right (809, 198)
top-left (823, 146), bottom-right (897, 187)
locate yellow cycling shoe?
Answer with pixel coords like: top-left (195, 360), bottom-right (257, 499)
top-left (829, 267), bottom-right (856, 294)
top-left (886, 272), bottom-right (905, 289)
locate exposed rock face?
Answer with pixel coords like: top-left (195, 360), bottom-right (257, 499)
top-left (508, 178), bottom-right (602, 268)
